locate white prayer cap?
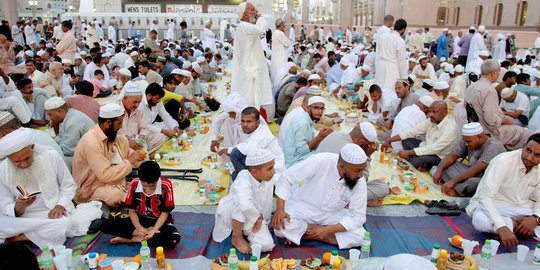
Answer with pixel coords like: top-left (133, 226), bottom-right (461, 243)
top-left (196, 56), bottom-right (205, 63)
top-left (61, 58), bottom-right (73, 65)
top-left (419, 95), bottom-right (435, 107)
top-left (462, 122), bottom-right (484, 136)
top-left (307, 96), bottom-right (325, 106)
top-left (24, 50), bottom-right (33, 57)
top-left (130, 51), bottom-right (139, 56)
top-left (29, 40), bottom-right (36, 45)
top-left (360, 65), bottom-right (371, 72)
top-left (0, 128), bottom-right (34, 157)
top-left (171, 68), bottom-right (183, 75)
top-left (178, 70), bottom-right (192, 78)
top-left (340, 51), bottom-right (347, 56)
top-left (478, 25), bottom-right (486, 32)
top-left (443, 28), bottom-right (449, 32)
top-left (192, 62), bottom-right (203, 75)
top-left (222, 92), bottom-right (247, 113)
top-left (500, 87), bottom-right (514, 99)
top-left (236, 2), bottom-right (247, 18)
top-left (307, 49), bottom-right (315, 54)
top-left (183, 62), bottom-right (192, 69)
top-left (440, 62), bottom-right (448, 69)
top-left (44, 97), bottom-right (66, 111)
top-left (359, 122), bottom-right (377, 143)
top-left (307, 85), bottom-right (323, 95)
top-left (301, 69), bottom-right (311, 75)
top-left (496, 33), bottom-right (505, 40)
top-left (469, 25), bottom-right (476, 31)
top-left (133, 80), bottom-right (149, 92)
top-left (444, 64), bottom-right (453, 72)
top-left (433, 81), bottom-right (450, 90)
top-left (440, 57), bottom-right (447, 62)
top-left (423, 79), bottom-right (435, 87)
top-left (454, 64), bottom-right (464, 73)
top-left (46, 43), bottom-right (53, 48)
top-left (408, 58), bottom-right (417, 63)
top-left (37, 50), bottom-right (46, 57)
top-left (452, 52), bottom-right (459, 58)
top-left (479, 50), bottom-right (490, 57)
top-left (328, 83), bottom-right (340, 92)
top-left (308, 74), bottom-right (321, 81)
top-left (340, 58), bottom-right (350, 66)
top-left (245, 149), bottom-right (275, 167)
top-left (80, 51), bottom-right (88, 56)
top-left (102, 52), bottom-right (112, 57)
top-left (510, 67), bottom-right (521, 74)
top-left (339, 143), bottom-right (367, 165)
top-left (418, 55), bottom-right (427, 61)
top-left (0, 111), bottom-right (15, 126)
top-left (118, 68), bottom-right (131, 77)
top-left (99, 103), bottom-right (124, 119)
top-left (382, 254), bottom-right (436, 270)
top-left (74, 53), bottom-right (82, 60)
top-left (124, 86), bottom-right (143, 97)
top-left (408, 73), bottom-right (417, 82)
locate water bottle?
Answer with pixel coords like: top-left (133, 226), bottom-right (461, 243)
top-left (140, 241), bottom-right (152, 270)
top-left (532, 243), bottom-right (540, 265)
top-left (154, 152), bottom-right (161, 163)
top-left (249, 255), bottom-right (258, 270)
top-left (228, 248), bottom-right (238, 270)
top-left (479, 239), bottom-right (492, 270)
top-left (360, 231), bottom-right (371, 260)
top-left (329, 250), bottom-right (339, 266)
top-left (205, 179), bottom-right (212, 194)
top-left (171, 136), bottom-right (178, 150)
top-left (40, 245), bottom-right (54, 270)
top-left (430, 244), bottom-right (441, 264)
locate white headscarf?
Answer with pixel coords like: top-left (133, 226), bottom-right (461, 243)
top-left (222, 92), bottom-right (248, 114)
top-left (273, 62), bottom-right (296, 94)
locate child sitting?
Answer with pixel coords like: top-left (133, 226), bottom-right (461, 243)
top-left (212, 149), bottom-right (276, 253)
top-left (367, 84), bottom-right (384, 123)
top-left (90, 69), bottom-right (112, 98)
top-left (100, 161), bottom-right (180, 248)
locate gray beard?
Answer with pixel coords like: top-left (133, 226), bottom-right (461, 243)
top-left (5, 151), bottom-right (46, 190)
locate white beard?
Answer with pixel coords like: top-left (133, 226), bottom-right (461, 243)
top-left (5, 151), bottom-right (47, 191)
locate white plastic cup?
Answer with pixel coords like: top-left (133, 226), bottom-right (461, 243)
top-left (251, 243), bottom-right (262, 259)
top-left (490, 240), bottom-right (500, 257)
top-left (53, 245), bottom-right (65, 256)
top-left (349, 248), bottom-right (360, 265)
top-left (63, 248), bottom-right (73, 267)
top-left (53, 255), bottom-right (68, 270)
top-left (462, 240), bottom-right (475, 256)
top-left (111, 260), bottom-right (124, 270)
top-left (517, 245), bottom-right (530, 262)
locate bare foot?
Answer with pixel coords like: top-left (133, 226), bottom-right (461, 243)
top-left (442, 188), bottom-right (459, 197)
top-left (390, 186), bottom-right (402, 195)
top-left (5, 233), bottom-right (29, 244)
top-left (110, 235), bottom-right (144, 244)
top-left (231, 234), bottom-right (251, 253)
top-left (367, 198), bottom-right (384, 207)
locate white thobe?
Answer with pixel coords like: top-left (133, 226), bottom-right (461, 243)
top-left (449, 75), bottom-right (467, 101)
top-left (137, 97), bottom-right (178, 134)
top-left (231, 18), bottom-right (273, 109)
top-left (202, 28), bottom-right (216, 52)
top-left (166, 22), bottom-right (175, 40)
top-left (468, 58), bottom-right (483, 76)
top-left (274, 153), bottom-right (367, 249)
top-left (466, 150), bottom-right (540, 237)
top-left (341, 66), bottom-right (360, 87)
top-left (381, 88), bottom-right (399, 117)
top-left (454, 36), bottom-right (461, 54)
top-left (12, 25), bottom-right (24, 46)
top-left (86, 27), bottom-right (98, 46)
top-left (52, 25), bottom-right (63, 40)
top-left (109, 52), bottom-right (130, 70)
top-left (363, 52), bottom-right (376, 75)
top-left (0, 146), bottom-right (75, 248)
top-left (108, 25), bottom-right (116, 42)
top-left (271, 30), bottom-right (291, 82)
top-left (439, 72), bottom-right (450, 84)
top-left (399, 116), bottom-right (459, 159)
top-left (150, 23), bottom-right (158, 35)
top-left (466, 33), bottom-right (486, 72)
top-left (374, 25), bottom-right (390, 44)
top-left (213, 170), bottom-right (275, 251)
top-left (83, 62), bottom-right (110, 85)
top-left (289, 27), bottom-right (296, 43)
top-left (413, 64), bottom-right (438, 84)
top-left (390, 104), bottom-right (427, 151)
top-left (235, 124), bottom-right (285, 174)
top-left (210, 112), bottom-right (243, 148)
top-left (375, 31), bottom-right (407, 90)
top-left (29, 70), bottom-right (44, 88)
top-left (24, 25), bottom-right (36, 45)
top-left (493, 39), bottom-right (506, 61)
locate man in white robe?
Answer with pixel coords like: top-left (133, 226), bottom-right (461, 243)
top-left (493, 33), bottom-right (506, 62)
top-left (107, 23), bottom-right (116, 43)
top-left (210, 92), bottom-right (247, 152)
top-left (202, 21), bottom-right (216, 53)
top-left (231, 2), bottom-right (273, 111)
top-left (24, 21), bottom-right (36, 46)
top-left (166, 20), bottom-right (175, 41)
top-left (375, 19), bottom-right (408, 90)
top-left (289, 25), bottom-right (296, 43)
top-left (273, 144), bottom-right (368, 249)
top-left (11, 22), bottom-right (24, 46)
top-left (0, 128), bottom-right (87, 248)
top-left (271, 19), bottom-right (291, 83)
top-left (466, 25), bottom-right (487, 73)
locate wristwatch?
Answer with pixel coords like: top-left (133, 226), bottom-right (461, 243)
top-left (533, 214), bottom-right (540, 225)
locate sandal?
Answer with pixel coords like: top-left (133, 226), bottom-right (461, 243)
top-left (425, 207), bottom-right (462, 216)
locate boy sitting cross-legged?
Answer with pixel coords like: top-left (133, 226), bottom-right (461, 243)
top-left (100, 160), bottom-right (180, 248)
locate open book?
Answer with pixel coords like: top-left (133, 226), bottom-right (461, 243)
top-left (16, 184), bottom-right (41, 199)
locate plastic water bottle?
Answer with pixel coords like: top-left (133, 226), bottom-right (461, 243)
top-left (40, 245), bottom-right (54, 270)
top-left (205, 179), bottom-right (212, 194)
top-left (249, 255), bottom-right (258, 270)
top-left (140, 241), bottom-right (152, 270)
top-left (532, 243), bottom-right (540, 265)
top-left (430, 244), bottom-right (441, 264)
top-left (228, 248), bottom-right (238, 270)
top-left (329, 250), bottom-right (339, 266)
top-left (360, 232), bottom-right (371, 260)
top-left (479, 239), bottom-right (492, 270)
top-left (171, 136), bottom-right (178, 149)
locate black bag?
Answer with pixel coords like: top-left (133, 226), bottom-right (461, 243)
top-left (518, 115), bottom-right (529, 126)
top-left (204, 97), bottom-right (221, 111)
top-left (465, 102), bottom-right (479, 123)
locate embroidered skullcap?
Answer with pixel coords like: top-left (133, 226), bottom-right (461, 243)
top-left (61, 58), bottom-right (73, 65)
top-left (0, 127), bottom-right (33, 156)
top-left (469, 26), bottom-right (476, 31)
top-left (178, 70), bottom-right (192, 78)
top-left (245, 149), bottom-right (274, 167)
top-left (306, 86), bottom-right (322, 95)
top-left (359, 122), bottom-right (377, 143)
top-left (44, 97), bottom-right (66, 110)
top-left (0, 111), bottom-right (15, 126)
top-left (307, 96), bottom-right (325, 106)
top-left (462, 122), bottom-right (484, 136)
top-left (308, 74), bottom-right (321, 81)
top-left (171, 68), bottom-right (183, 75)
top-left (123, 86), bottom-right (142, 97)
top-left (339, 143), bottom-right (367, 165)
top-left (500, 87), bottom-right (514, 99)
top-left (24, 50), bottom-right (34, 57)
top-left (182, 62), bottom-right (192, 70)
top-left (118, 68), bottom-right (131, 77)
top-left (99, 103), bottom-right (124, 118)
top-left (454, 64), bottom-right (464, 73)
top-left (433, 81), bottom-right (449, 90)
top-left (130, 51), bottom-right (139, 56)
top-left (419, 95), bottom-right (434, 107)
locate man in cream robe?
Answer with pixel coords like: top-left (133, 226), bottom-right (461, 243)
top-left (375, 19), bottom-right (408, 90)
top-left (231, 3), bottom-right (273, 110)
top-left (56, 21), bottom-right (77, 62)
top-left (202, 22), bottom-right (216, 53)
top-left (86, 22), bottom-right (99, 46)
top-left (271, 19), bottom-right (291, 83)
top-left (0, 128), bottom-right (97, 248)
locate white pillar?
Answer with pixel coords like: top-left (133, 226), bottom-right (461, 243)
top-left (2, 0), bottom-right (18, 25)
top-left (249, 0), bottom-right (273, 15)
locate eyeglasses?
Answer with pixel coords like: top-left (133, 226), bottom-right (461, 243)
top-left (309, 105), bottom-right (325, 111)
